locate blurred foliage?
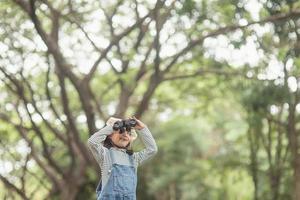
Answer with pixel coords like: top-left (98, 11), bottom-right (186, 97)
top-left (1, 0), bottom-right (300, 199)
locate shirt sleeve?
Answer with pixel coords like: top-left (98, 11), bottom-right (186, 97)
top-left (134, 126), bottom-right (158, 165)
top-left (87, 125), bottom-right (113, 165)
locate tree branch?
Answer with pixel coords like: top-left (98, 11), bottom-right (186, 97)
top-left (0, 175), bottom-right (30, 200)
top-left (162, 9), bottom-right (300, 75)
top-left (0, 67), bottom-right (66, 178)
top-left (84, 1), bottom-right (163, 82)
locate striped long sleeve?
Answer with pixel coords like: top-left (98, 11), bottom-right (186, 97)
top-left (87, 125), bottom-right (113, 164)
top-left (134, 126), bottom-right (158, 165)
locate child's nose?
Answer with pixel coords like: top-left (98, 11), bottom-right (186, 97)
top-left (124, 131), bottom-right (131, 136)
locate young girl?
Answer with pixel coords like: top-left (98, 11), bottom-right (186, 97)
top-left (88, 116), bottom-right (158, 200)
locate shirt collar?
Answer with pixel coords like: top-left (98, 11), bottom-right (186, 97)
top-left (112, 146), bottom-right (127, 152)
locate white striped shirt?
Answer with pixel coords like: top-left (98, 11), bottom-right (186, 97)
top-left (87, 125), bottom-right (158, 188)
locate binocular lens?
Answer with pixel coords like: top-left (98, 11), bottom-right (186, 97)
top-left (112, 119), bottom-right (136, 134)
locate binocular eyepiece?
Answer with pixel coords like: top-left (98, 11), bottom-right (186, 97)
top-left (112, 119), bottom-right (137, 134)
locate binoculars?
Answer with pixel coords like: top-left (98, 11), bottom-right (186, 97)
top-left (112, 119), bottom-right (137, 134)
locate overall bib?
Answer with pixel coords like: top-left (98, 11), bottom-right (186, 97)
top-left (96, 149), bottom-right (137, 200)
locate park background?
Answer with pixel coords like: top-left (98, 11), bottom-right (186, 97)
top-left (0, 0), bottom-right (300, 199)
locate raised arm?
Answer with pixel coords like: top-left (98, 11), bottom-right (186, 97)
top-left (88, 117), bottom-right (122, 164)
top-left (134, 126), bottom-right (158, 165)
top-left (87, 124), bottom-right (113, 164)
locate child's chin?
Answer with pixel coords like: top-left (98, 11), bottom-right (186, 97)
top-left (119, 141), bottom-right (129, 147)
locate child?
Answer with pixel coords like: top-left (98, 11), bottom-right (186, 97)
top-left (88, 116), bottom-right (158, 200)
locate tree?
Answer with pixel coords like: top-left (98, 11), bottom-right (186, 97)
top-left (0, 0), bottom-right (299, 199)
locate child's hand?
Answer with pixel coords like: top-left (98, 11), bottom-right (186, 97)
top-left (129, 116), bottom-right (146, 130)
top-left (106, 117), bottom-right (122, 126)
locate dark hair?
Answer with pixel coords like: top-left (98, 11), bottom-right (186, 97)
top-left (103, 126), bottom-right (133, 155)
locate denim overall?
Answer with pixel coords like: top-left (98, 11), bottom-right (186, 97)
top-left (96, 149), bottom-right (137, 200)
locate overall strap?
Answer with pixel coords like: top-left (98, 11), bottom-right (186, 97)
top-left (129, 154), bottom-right (134, 166)
top-left (109, 148), bottom-right (116, 164)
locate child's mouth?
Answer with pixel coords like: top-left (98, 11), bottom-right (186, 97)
top-left (120, 137), bottom-right (129, 141)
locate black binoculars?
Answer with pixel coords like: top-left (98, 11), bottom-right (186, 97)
top-left (112, 119), bottom-right (137, 134)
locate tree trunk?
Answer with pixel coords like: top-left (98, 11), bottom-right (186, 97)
top-left (247, 128), bottom-right (259, 200)
top-left (288, 102), bottom-right (300, 200)
top-left (293, 156), bottom-right (300, 200)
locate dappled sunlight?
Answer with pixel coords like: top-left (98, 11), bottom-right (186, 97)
top-left (0, 0), bottom-right (300, 199)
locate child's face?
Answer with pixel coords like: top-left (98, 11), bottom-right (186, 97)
top-left (110, 130), bottom-right (132, 147)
